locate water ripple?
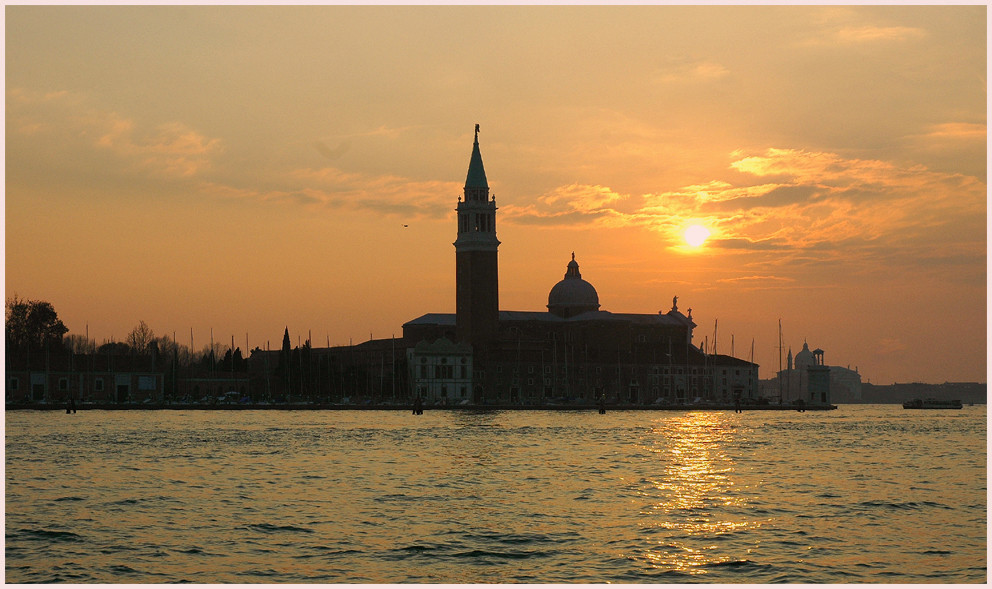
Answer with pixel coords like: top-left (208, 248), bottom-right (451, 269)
top-left (4, 406), bottom-right (986, 583)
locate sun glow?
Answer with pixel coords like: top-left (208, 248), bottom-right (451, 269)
top-left (684, 224), bottom-right (710, 247)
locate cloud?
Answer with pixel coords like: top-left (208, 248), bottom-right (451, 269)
top-left (876, 337), bottom-right (907, 355)
top-left (915, 122), bottom-right (986, 141)
top-left (716, 275), bottom-right (794, 285)
top-left (313, 140), bottom-right (352, 160)
top-left (501, 183), bottom-right (629, 226)
top-left (7, 87), bottom-right (222, 179)
top-left (499, 146), bottom-right (986, 278)
top-left (538, 183), bottom-right (628, 213)
top-left (903, 122), bottom-right (987, 159)
top-left (832, 25), bottom-right (926, 43)
top-left (207, 165), bottom-right (463, 219)
top-left (96, 119), bottom-right (222, 178)
top-left (653, 58), bottom-right (730, 84)
top-left (802, 24), bottom-right (927, 46)
top-left (709, 238), bottom-right (790, 252)
top-left (711, 275), bottom-right (803, 292)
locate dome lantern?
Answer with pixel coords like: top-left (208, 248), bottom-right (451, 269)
top-left (547, 253), bottom-right (600, 318)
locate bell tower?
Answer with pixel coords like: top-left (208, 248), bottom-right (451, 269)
top-left (454, 124), bottom-right (500, 346)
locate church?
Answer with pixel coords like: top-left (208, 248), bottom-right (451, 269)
top-left (402, 125), bottom-right (758, 405)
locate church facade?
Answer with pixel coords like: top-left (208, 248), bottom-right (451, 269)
top-left (766, 341), bottom-right (860, 404)
top-left (405, 126), bottom-right (759, 405)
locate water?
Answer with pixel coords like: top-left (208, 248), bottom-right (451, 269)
top-left (5, 405), bottom-right (986, 583)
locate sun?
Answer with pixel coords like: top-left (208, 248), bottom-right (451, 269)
top-left (684, 224), bottom-right (710, 247)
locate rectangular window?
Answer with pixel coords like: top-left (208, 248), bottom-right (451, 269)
top-left (59, 378), bottom-right (69, 391)
top-left (10, 377), bottom-right (18, 391)
top-left (95, 378), bottom-right (104, 392)
top-left (138, 376), bottom-right (156, 391)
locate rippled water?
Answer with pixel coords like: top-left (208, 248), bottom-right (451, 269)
top-left (5, 406), bottom-right (986, 583)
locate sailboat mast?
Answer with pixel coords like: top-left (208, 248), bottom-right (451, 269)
top-left (777, 319), bottom-right (783, 404)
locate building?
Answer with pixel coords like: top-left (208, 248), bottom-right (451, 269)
top-left (246, 336), bottom-right (407, 404)
top-left (240, 125), bottom-right (760, 405)
top-left (407, 337), bottom-right (473, 403)
top-left (403, 125), bottom-right (759, 405)
top-left (766, 341), bottom-right (859, 405)
top-left (5, 350), bottom-right (166, 404)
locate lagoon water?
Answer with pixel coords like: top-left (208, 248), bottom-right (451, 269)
top-left (5, 405), bottom-right (986, 583)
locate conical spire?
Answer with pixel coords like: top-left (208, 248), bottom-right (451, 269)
top-left (465, 123), bottom-right (489, 189)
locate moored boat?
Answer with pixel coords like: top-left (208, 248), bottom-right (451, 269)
top-left (903, 398), bottom-right (963, 409)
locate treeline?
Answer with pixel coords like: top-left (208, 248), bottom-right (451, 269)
top-left (5, 297), bottom-right (407, 403)
top-left (6, 296), bottom-right (248, 372)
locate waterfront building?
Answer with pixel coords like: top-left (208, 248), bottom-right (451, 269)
top-left (243, 125), bottom-right (761, 405)
top-left (769, 341), bottom-right (855, 404)
top-left (5, 352), bottom-right (165, 404)
top-left (403, 126), bottom-right (759, 405)
top-left (407, 337), bottom-right (473, 403)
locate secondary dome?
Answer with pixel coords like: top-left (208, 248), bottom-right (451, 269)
top-left (794, 341), bottom-right (815, 369)
top-left (548, 253), bottom-right (600, 318)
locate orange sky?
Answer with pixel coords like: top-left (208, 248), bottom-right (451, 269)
top-left (5, 5), bottom-right (987, 384)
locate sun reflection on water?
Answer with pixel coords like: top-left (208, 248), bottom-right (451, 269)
top-left (631, 412), bottom-right (760, 575)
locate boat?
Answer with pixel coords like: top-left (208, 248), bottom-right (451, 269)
top-left (902, 398), bottom-right (963, 409)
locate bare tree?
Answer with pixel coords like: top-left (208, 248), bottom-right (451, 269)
top-left (126, 320), bottom-right (155, 354)
top-left (154, 335), bottom-right (193, 366)
top-left (64, 334), bottom-right (97, 354)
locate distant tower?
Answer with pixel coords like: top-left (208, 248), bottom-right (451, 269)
top-left (454, 124), bottom-right (500, 346)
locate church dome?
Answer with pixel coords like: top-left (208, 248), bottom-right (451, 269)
top-left (548, 254), bottom-right (600, 318)
top-left (794, 341), bottom-right (815, 369)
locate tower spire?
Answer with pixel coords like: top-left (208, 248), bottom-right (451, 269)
top-left (454, 124), bottom-right (500, 348)
top-left (465, 123), bottom-right (489, 192)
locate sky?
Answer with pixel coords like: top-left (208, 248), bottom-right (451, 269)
top-left (5, 5), bottom-right (987, 385)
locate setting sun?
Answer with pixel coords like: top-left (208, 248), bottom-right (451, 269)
top-left (684, 224), bottom-right (710, 247)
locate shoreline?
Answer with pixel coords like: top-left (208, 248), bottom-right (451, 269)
top-left (6, 402), bottom-right (837, 412)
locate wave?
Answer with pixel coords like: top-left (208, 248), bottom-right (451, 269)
top-left (450, 548), bottom-right (551, 560)
top-left (858, 500), bottom-right (953, 510)
top-left (245, 523), bottom-right (315, 534)
top-left (10, 528), bottom-right (84, 542)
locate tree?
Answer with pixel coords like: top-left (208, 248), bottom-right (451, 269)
top-left (64, 334), bottom-right (97, 354)
top-left (5, 296), bottom-right (69, 352)
top-left (126, 320), bottom-right (155, 354)
top-left (97, 341), bottom-right (131, 355)
top-left (278, 327), bottom-right (294, 395)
